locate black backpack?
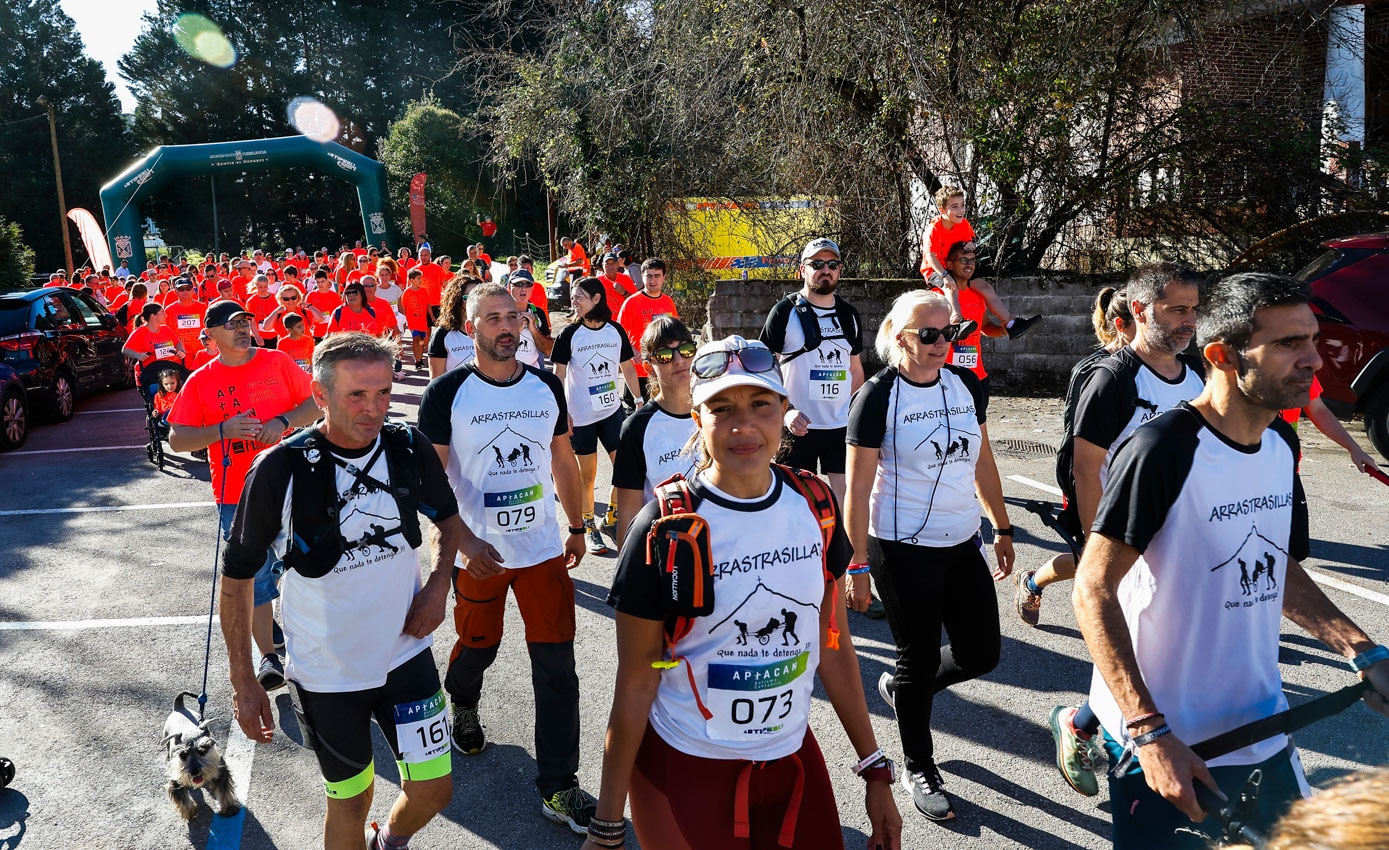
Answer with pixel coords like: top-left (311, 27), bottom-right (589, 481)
top-left (764, 295), bottom-right (859, 362)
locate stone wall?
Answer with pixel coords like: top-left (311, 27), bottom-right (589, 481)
top-left (702, 276), bottom-right (1111, 395)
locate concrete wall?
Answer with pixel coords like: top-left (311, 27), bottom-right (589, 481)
top-left (703, 277), bottom-right (1111, 395)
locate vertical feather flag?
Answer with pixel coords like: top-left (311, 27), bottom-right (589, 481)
top-left (67, 208), bottom-right (114, 273)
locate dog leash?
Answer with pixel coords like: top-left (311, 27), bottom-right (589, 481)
top-left (196, 431), bottom-right (233, 721)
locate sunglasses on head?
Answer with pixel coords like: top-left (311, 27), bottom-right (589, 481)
top-left (903, 324), bottom-right (967, 344)
top-left (805, 259), bottom-right (843, 271)
top-left (648, 341), bottom-right (697, 364)
top-left (691, 345), bottom-right (776, 379)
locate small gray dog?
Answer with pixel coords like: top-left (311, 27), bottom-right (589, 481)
top-left (163, 692), bottom-right (240, 820)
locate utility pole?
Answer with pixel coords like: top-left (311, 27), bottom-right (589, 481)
top-left (37, 97), bottom-right (74, 276)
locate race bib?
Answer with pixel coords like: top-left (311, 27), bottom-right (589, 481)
top-left (484, 483), bottom-right (543, 534)
top-left (589, 379), bottom-right (619, 414)
top-left (176, 316), bottom-right (200, 330)
top-left (705, 651), bottom-right (811, 742)
top-left (951, 344), bottom-right (979, 369)
top-left (808, 367), bottom-right (846, 402)
top-left (295, 359), bottom-right (311, 373)
top-left (153, 342), bottom-right (178, 361)
top-left (393, 691), bottom-right (449, 767)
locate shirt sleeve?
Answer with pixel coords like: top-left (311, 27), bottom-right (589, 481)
top-left (534, 307), bottom-right (551, 338)
top-left (843, 302), bottom-right (864, 355)
top-left (418, 369), bottom-right (467, 446)
top-left (825, 487), bottom-right (851, 579)
top-left (550, 324), bottom-right (575, 366)
top-left (759, 298), bottom-right (791, 354)
top-left (222, 447), bottom-right (292, 580)
top-left (428, 326), bottom-right (449, 358)
top-left (277, 351), bottom-right (312, 404)
top-left (606, 499), bottom-right (670, 621)
top-left (1073, 362), bottom-right (1132, 450)
top-left (948, 364), bottom-right (988, 423)
top-left (846, 370), bottom-right (893, 450)
top-left (1092, 411), bottom-right (1200, 553)
top-left (611, 408), bottom-right (651, 490)
top-left (1270, 417), bottom-right (1310, 561)
top-left (412, 426), bottom-right (459, 522)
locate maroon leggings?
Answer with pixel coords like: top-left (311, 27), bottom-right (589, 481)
top-left (630, 724), bottom-right (845, 850)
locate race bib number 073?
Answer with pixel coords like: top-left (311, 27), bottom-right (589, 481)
top-left (705, 651), bottom-right (810, 742)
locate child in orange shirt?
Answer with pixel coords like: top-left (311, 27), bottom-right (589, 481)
top-left (276, 313), bottom-right (315, 373)
top-left (399, 268), bottom-right (433, 370)
top-left (151, 370), bottom-right (181, 438)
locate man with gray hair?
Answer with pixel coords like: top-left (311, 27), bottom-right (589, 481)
top-left (222, 332), bottom-right (498, 850)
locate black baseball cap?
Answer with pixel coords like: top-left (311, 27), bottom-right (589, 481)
top-left (205, 300), bottom-right (254, 327)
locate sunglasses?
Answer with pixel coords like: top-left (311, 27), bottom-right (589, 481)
top-left (221, 318), bottom-right (253, 330)
top-left (902, 324), bottom-right (967, 344)
top-left (805, 259), bottom-right (843, 271)
top-left (648, 341), bottom-right (697, 364)
top-left (281, 296), bottom-right (299, 302)
top-left (692, 345), bottom-right (776, 379)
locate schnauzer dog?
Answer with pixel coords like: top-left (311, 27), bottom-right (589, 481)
top-left (163, 692), bottom-right (240, 820)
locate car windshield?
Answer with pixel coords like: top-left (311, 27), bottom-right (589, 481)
top-left (1294, 248), bottom-right (1374, 283)
top-left (0, 299), bottom-right (30, 336)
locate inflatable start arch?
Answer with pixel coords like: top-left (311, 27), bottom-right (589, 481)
top-left (100, 136), bottom-right (395, 275)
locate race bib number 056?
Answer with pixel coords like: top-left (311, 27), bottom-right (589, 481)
top-left (394, 690), bottom-right (449, 766)
top-left (951, 344), bottom-right (979, 369)
top-left (705, 651), bottom-right (810, 742)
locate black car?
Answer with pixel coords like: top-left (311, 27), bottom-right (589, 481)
top-left (0, 287), bottom-right (129, 421)
top-left (0, 361), bottom-right (27, 450)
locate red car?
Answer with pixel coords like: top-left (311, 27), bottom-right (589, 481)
top-left (1297, 233), bottom-right (1389, 460)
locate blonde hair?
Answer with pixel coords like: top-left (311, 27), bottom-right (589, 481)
top-left (875, 289), bottom-right (951, 367)
top-left (934, 185), bottom-right (965, 210)
top-left (1227, 770), bottom-right (1389, 850)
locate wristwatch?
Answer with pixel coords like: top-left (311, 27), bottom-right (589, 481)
top-left (859, 756), bottom-right (896, 784)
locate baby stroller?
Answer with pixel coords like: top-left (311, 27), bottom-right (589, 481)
top-left (139, 359), bottom-right (187, 470)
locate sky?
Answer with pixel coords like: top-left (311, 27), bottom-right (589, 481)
top-left (61, 0), bottom-right (160, 113)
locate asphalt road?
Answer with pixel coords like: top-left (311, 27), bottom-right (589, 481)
top-left (1, 378), bottom-right (1386, 850)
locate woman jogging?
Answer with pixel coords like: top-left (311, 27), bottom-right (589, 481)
top-left (550, 277), bottom-right (641, 555)
top-left (585, 335), bottom-right (901, 850)
top-left (844, 289), bottom-right (1014, 822)
top-left (611, 316), bottom-right (698, 546)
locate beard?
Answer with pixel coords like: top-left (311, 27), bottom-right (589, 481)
top-left (476, 331), bottom-right (517, 362)
top-left (1144, 320), bottom-right (1194, 356)
top-left (1236, 354), bottom-right (1313, 412)
top-left (807, 274), bottom-right (839, 295)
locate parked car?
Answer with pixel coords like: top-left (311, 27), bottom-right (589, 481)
top-left (0, 361), bottom-right (28, 451)
top-left (0, 287), bottom-right (129, 422)
top-left (1295, 233), bottom-right (1389, 461)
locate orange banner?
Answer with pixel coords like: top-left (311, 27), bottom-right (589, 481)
top-left (409, 173), bottom-right (427, 239)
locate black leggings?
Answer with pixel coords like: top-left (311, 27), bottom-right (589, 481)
top-left (870, 534), bottom-right (1001, 774)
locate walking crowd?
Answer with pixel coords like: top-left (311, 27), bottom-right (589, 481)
top-left (87, 191), bottom-right (1389, 850)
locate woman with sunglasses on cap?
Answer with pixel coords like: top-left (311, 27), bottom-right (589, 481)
top-left (610, 316), bottom-right (698, 546)
top-left (586, 335), bottom-right (901, 850)
top-left (844, 289), bottom-right (1014, 823)
top-left (551, 276), bottom-right (642, 555)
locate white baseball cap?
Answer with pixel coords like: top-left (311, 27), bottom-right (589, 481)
top-left (690, 336), bottom-right (787, 407)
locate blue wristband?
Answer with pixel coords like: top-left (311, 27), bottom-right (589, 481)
top-left (1350, 645), bottom-right (1389, 672)
top-left (847, 564), bottom-right (871, 575)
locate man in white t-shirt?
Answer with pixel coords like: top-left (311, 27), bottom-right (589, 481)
top-left (1075, 273), bottom-right (1389, 849)
top-left (222, 332), bottom-right (495, 850)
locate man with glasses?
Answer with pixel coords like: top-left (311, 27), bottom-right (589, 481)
top-left (928, 242), bottom-right (1040, 399)
top-left (168, 300), bottom-right (321, 693)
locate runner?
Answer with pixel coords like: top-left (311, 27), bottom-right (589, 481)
top-left (610, 316), bottom-right (697, 546)
top-left (595, 254), bottom-right (637, 312)
top-left (844, 289), bottom-right (1014, 822)
top-left (305, 269), bottom-right (340, 341)
top-left (326, 282), bottom-right (379, 335)
top-left (221, 332), bottom-right (485, 850)
top-left (1073, 272), bottom-right (1389, 849)
top-left (164, 281), bottom-right (207, 364)
top-left (585, 334), bottom-right (902, 850)
top-left (506, 269), bottom-right (552, 367)
top-left (167, 300), bottom-right (321, 693)
top-left (427, 275), bottom-right (479, 378)
top-left (258, 283), bottom-right (327, 347)
top-left (122, 303), bottom-right (185, 388)
top-left (416, 283), bottom-right (599, 835)
top-left (245, 275), bottom-right (280, 348)
top-left (928, 242), bottom-right (1039, 399)
top-left (550, 277), bottom-right (642, 554)
top-left (615, 257), bottom-right (678, 402)
top-left (276, 314), bottom-right (315, 373)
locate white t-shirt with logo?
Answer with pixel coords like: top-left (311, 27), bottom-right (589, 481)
top-left (418, 363), bottom-right (569, 569)
top-left (847, 365), bottom-right (987, 546)
top-left (612, 401), bottom-right (697, 501)
top-left (550, 320), bottom-right (635, 428)
top-left (762, 296), bottom-right (861, 430)
top-left (428, 327), bottom-right (475, 372)
top-left (608, 468), bottom-right (851, 761)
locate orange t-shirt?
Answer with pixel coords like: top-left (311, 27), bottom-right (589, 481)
top-left (569, 243), bottom-right (591, 275)
top-left (262, 310), bottom-right (310, 341)
top-left (152, 389), bottom-right (179, 417)
top-left (166, 349), bottom-right (312, 505)
top-left (326, 305), bottom-right (379, 335)
top-left (367, 298), bottom-right (399, 335)
top-left (186, 348), bottom-right (217, 372)
top-left (124, 324), bottom-right (182, 369)
top-left (399, 287), bottom-right (432, 332)
top-left (928, 282), bottom-right (988, 380)
top-left (921, 217), bottom-right (976, 276)
top-left (526, 275), bottom-right (548, 313)
top-left (277, 335), bottom-right (315, 372)
top-left (418, 263), bottom-right (447, 306)
top-left (164, 302), bottom-right (206, 353)
top-left (305, 288), bottom-right (340, 337)
top-left (245, 292), bottom-right (279, 330)
top-left (598, 273), bottom-right (636, 310)
top-left (616, 291), bottom-right (679, 377)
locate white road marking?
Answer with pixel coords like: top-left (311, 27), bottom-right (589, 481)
top-left (0, 501), bottom-right (213, 516)
top-left (1007, 474), bottom-right (1064, 497)
top-left (1305, 567), bottom-right (1389, 608)
top-left (6, 445), bottom-right (146, 455)
top-left (74, 407), bottom-right (145, 414)
top-left (0, 615), bottom-right (220, 631)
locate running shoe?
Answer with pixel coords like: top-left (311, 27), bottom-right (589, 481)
top-left (1006, 315), bottom-right (1042, 340)
top-left (272, 618), bottom-right (285, 653)
top-left (1049, 705), bottom-right (1099, 797)
top-left (414, 360), bottom-right (427, 371)
top-left (603, 504), bottom-right (618, 532)
top-left (863, 596), bottom-right (886, 619)
top-left (877, 672), bottom-right (897, 711)
top-left (903, 765), bottom-right (954, 821)
top-left (365, 821), bottom-right (382, 850)
top-left (954, 318), bottom-right (979, 339)
top-left (585, 519), bottom-right (609, 555)
top-left (1014, 569), bottom-right (1042, 627)
top-left (256, 654), bottom-right (286, 692)
top-left (540, 784), bottom-right (598, 834)
top-left (451, 703), bottom-right (486, 755)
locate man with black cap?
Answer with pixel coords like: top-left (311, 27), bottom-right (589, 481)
top-left (167, 300), bottom-right (322, 692)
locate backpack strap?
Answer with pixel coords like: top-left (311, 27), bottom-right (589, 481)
top-left (379, 421), bottom-right (424, 549)
top-left (775, 464), bottom-right (842, 651)
top-left (644, 473), bottom-right (715, 720)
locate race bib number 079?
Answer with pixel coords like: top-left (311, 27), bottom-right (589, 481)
top-left (484, 484), bottom-right (543, 534)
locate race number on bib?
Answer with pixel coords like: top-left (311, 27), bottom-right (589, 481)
top-left (176, 316), bottom-right (200, 330)
top-left (705, 651), bottom-right (811, 742)
top-left (809, 368), bottom-right (846, 401)
top-left (483, 484), bottom-right (543, 534)
top-left (589, 380), bottom-right (619, 414)
top-left (153, 342), bottom-right (178, 360)
top-left (393, 691), bottom-right (450, 768)
top-left (951, 344), bottom-right (979, 370)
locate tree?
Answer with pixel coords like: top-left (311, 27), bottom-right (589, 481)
top-left (0, 0), bottom-right (133, 272)
top-left (0, 217), bottom-right (36, 288)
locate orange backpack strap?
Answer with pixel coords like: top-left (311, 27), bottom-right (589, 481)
top-left (646, 474), bottom-right (705, 705)
top-left (774, 465), bottom-right (842, 651)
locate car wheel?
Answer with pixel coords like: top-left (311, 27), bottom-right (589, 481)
top-left (1365, 385), bottom-right (1389, 463)
top-left (49, 370), bottom-right (75, 422)
top-left (0, 386), bottom-right (27, 451)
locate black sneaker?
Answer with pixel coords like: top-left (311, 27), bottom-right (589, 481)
top-left (954, 318), bottom-right (979, 340)
top-left (540, 784), bottom-right (598, 834)
top-left (452, 703), bottom-right (486, 754)
top-left (903, 765), bottom-right (954, 821)
top-left (877, 672), bottom-right (896, 711)
top-left (256, 654), bottom-right (286, 691)
top-left (272, 619), bottom-right (285, 653)
top-left (1006, 315), bottom-right (1042, 340)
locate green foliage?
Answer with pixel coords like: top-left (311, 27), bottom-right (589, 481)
top-left (0, 217), bottom-right (36, 287)
top-left (0, 0), bottom-right (133, 272)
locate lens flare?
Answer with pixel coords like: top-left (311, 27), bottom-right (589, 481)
top-left (288, 97), bottom-right (341, 143)
top-left (173, 13), bottom-right (236, 69)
